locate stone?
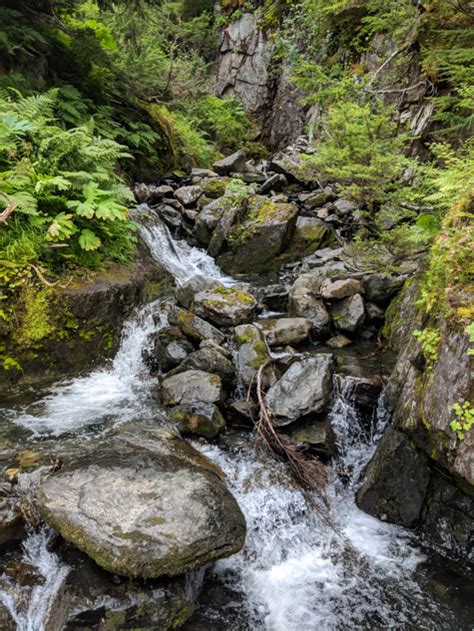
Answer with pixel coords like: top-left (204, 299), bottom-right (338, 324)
top-left (334, 198), bottom-right (357, 217)
top-left (363, 272), bottom-right (404, 303)
top-left (218, 196), bottom-right (299, 274)
top-left (256, 284), bottom-right (289, 312)
top-left (320, 278), bottom-right (363, 300)
top-left (192, 286), bottom-right (257, 327)
top-left (154, 184), bottom-right (174, 198)
top-left (332, 294), bottom-right (365, 332)
top-left (174, 185), bottom-right (202, 207)
top-left (155, 204), bottom-right (182, 230)
top-left (260, 173), bottom-right (288, 194)
top-left (290, 419), bottom-right (333, 457)
top-left (260, 317), bottom-right (312, 347)
top-left (208, 203), bottom-right (241, 257)
top-left (0, 498), bottom-right (24, 545)
top-left (356, 427), bottom-right (431, 528)
top-left (173, 348), bottom-right (234, 382)
top-left (213, 150), bottom-right (247, 175)
top-left (366, 301), bottom-right (385, 321)
top-left (327, 334), bottom-right (352, 349)
top-left (195, 198), bottom-right (228, 246)
top-left (191, 168), bottom-right (218, 178)
top-left (269, 152), bottom-right (315, 186)
top-left (161, 370), bottom-right (223, 406)
top-left (168, 307), bottom-right (225, 345)
top-left (234, 324), bottom-right (273, 387)
top-left (169, 403), bottom-right (225, 439)
top-left (175, 276), bottom-right (221, 309)
top-left (284, 217), bottom-right (334, 261)
top-left (36, 428), bottom-right (246, 578)
top-left (200, 177), bottom-right (232, 199)
top-left (134, 183), bottom-right (151, 203)
top-left (144, 326), bottom-right (194, 374)
top-left (288, 288), bottom-right (330, 332)
top-left (266, 355), bottom-right (333, 425)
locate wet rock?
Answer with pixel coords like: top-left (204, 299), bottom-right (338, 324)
top-left (36, 428), bottom-right (246, 578)
top-left (145, 327), bottom-right (194, 374)
top-left (213, 150), bottom-right (247, 175)
top-left (175, 276), bottom-right (221, 310)
top-left (320, 278), bottom-right (363, 300)
top-left (332, 294), bottom-right (365, 332)
top-left (174, 185), bottom-right (202, 207)
top-left (192, 287), bottom-right (257, 328)
top-left (173, 347), bottom-right (234, 382)
top-left (260, 317), bottom-right (312, 347)
top-left (363, 272), bottom-right (404, 303)
top-left (256, 284), bottom-right (289, 312)
top-left (357, 427), bottom-right (430, 528)
top-left (266, 355), bottom-right (333, 425)
top-left (169, 404), bottom-right (225, 439)
top-left (234, 324), bottom-right (273, 387)
top-left (0, 498), bottom-right (24, 545)
top-left (134, 183), bottom-right (152, 203)
top-left (168, 307), bottom-right (225, 345)
top-left (161, 370), bottom-right (223, 406)
top-left (290, 419), bottom-right (334, 457)
top-left (218, 196), bottom-right (299, 274)
top-left (260, 173), bottom-right (287, 194)
top-left (0, 604), bottom-right (15, 631)
top-left (288, 288), bottom-right (330, 332)
top-left (284, 217), bottom-right (334, 261)
top-left (327, 334), bottom-right (352, 348)
top-left (156, 204), bottom-right (182, 230)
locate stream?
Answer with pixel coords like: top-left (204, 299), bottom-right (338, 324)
top-left (0, 209), bottom-right (472, 630)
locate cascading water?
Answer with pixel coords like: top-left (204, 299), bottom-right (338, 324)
top-left (0, 209), bottom-right (469, 630)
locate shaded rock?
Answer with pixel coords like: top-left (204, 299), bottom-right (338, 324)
top-left (161, 370), bottom-right (223, 406)
top-left (195, 199), bottom-right (227, 246)
top-left (174, 186), bottom-right (202, 207)
top-left (269, 151), bottom-right (315, 186)
top-left (234, 324), bottom-right (273, 387)
top-left (36, 428), bottom-right (246, 578)
top-left (218, 196), bottom-right (299, 274)
top-left (363, 272), bottom-right (404, 303)
top-left (332, 294), bottom-right (365, 332)
top-left (208, 203), bottom-right (242, 258)
top-left (266, 355), bottom-right (333, 425)
top-left (284, 217), bottom-right (334, 261)
top-left (256, 284), bottom-right (289, 312)
top-left (260, 173), bottom-right (287, 194)
top-left (155, 204), bottom-right (182, 230)
top-left (169, 404), bottom-right (225, 439)
top-left (289, 288), bottom-right (330, 332)
top-left (213, 150), bottom-right (247, 175)
top-left (154, 184), bottom-right (174, 198)
top-left (191, 168), bottom-right (218, 179)
top-left (366, 301), bottom-right (385, 321)
top-left (320, 278), bottom-right (363, 300)
top-left (290, 419), bottom-right (334, 457)
top-left (192, 287), bottom-right (257, 327)
top-left (134, 183), bottom-right (151, 203)
top-left (200, 177), bottom-right (232, 199)
top-left (0, 498), bottom-right (24, 545)
top-left (173, 348), bottom-right (234, 382)
top-left (168, 307), bottom-right (225, 345)
top-left (334, 198), bottom-right (357, 217)
top-left (260, 317), bottom-right (312, 347)
top-left (356, 427), bottom-right (430, 528)
top-left (145, 327), bottom-right (194, 374)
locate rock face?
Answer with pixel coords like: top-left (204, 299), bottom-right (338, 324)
top-left (36, 429), bottom-right (246, 578)
top-left (266, 355), bottom-right (333, 425)
top-left (161, 370), bottom-right (223, 406)
top-left (357, 279), bottom-right (474, 559)
top-left (192, 286), bottom-right (257, 327)
top-left (260, 317), bottom-right (312, 347)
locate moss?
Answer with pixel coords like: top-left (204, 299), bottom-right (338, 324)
top-left (212, 287), bottom-right (255, 304)
top-left (250, 340), bottom-right (269, 369)
top-left (14, 286), bottom-right (55, 346)
top-left (201, 177), bottom-right (231, 198)
top-left (227, 196), bottom-right (291, 247)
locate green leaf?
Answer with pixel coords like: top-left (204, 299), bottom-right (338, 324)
top-left (79, 229), bottom-right (101, 251)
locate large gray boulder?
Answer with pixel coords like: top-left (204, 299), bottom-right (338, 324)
top-left (320, 278), bottom-right (363, 300)
top-left (174, 185), bottom-right (202, 207)
top-left (192, 286), bottom-right (257, 327)
top-left (161, 370), bottom-right (223, 406)
top-left (289, 288), bottom-right (330, 332)
top-left (173, 347), bottom-right (235, 382)
top-left (195, 198), bottom-right (228, 246)
top-left (213, 150), bottom-right (248, 175)
top-left (36, 428), bottom-right (246, 579)
top-left (266, 355), bottom-right (333, 425)
top-left (332, 294), bottom-right (365, 332)
top-left (168, 306), bottom-right (225, 344)
top-left (168, 403), bottom-right (225, 439)
top-left (260, 317), bottom-right (312, 347)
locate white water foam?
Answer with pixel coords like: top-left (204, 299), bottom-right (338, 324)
top-left (0, 528), bottom-right (69, 631)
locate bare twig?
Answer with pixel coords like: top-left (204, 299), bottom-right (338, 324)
top-left (0, 193), bottom-right (17, 224)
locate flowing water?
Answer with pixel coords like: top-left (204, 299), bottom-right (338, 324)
top-left (0, 210), bottom-right (471, 630)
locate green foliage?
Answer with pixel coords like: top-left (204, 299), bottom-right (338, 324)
top-left (413, 327), bottom-right (441, 364)
top-left (450, 401), bottom-right (474, 441)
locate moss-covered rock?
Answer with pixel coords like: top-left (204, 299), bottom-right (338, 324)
top-left (282, 217), bottom-right (335, 262)
top-left (192, 286), bottom-right (257, 327)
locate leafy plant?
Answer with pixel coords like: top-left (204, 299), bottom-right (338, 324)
top-left (413, 327), bottom-right (441, 364)
top-left (450, 401), bottom-right (474, 441)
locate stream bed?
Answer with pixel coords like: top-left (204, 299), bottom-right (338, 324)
top-left (0, 210), bottom-right (472, 630)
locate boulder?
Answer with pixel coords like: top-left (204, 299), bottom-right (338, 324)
top-left (363, 272), bottom-right (404, 303)
top-left (218, 196), bottom-right (299, 274)
top-left (173, 347), bottom-right (235, 382)
top-left (175, 276), bottom-right (221, 309)
top-left (174, 185), bottom-right (202, 207)
top-left (156, 204), bottom-right (183, 230)
top-left (332, 294), bottom-right (365, 332)
top-left (200, 177), bottom-right (232, 199)
top-left (195, 199), bottom-right (228, 246)
top-left (290, 419), bottom-right (334, 457)
top-left (161, 370), bottom-right (223, 406)
top-left (144, 327), bottom-right (194, 374)
top-left (289, 287), bottom-right (330, 332)
top-left (168, 403), bottom-right (225, 439)
top-left (269, 152), bottom-right (315, 186)
top-left (260, 173), bottom-right (288, 194)
top-left (213, 150), bottom-right (247, 175)
top-left (192, 287), bottom-right (257, 327)
top-left (36, 428), bottom-right (246, 578)
top-left (168, 307), bottom-right (225, 344)
top-left (0, 498), bottom-right (24, 545)
top-left (266, 355), bottom-right (333, 425)
top-left (334, 198), bottom-right (357, 217)
top-left (283, 217), bottom-right (334, 261)
top-left (234, 324), bottom-right (273, 387)
top-left (256, 284), bottom-right (289, 312)
top-left (326, 334), bottom-right (352, 348)
top-left (320, 278), bottom-right (363, 300)
top-left (260, 317), bottom-right (312, 347)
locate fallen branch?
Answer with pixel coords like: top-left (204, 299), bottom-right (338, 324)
top-left (31, 264), bottom-right (73, 290)
top-left (0, 192), bottom-right (17, 224)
